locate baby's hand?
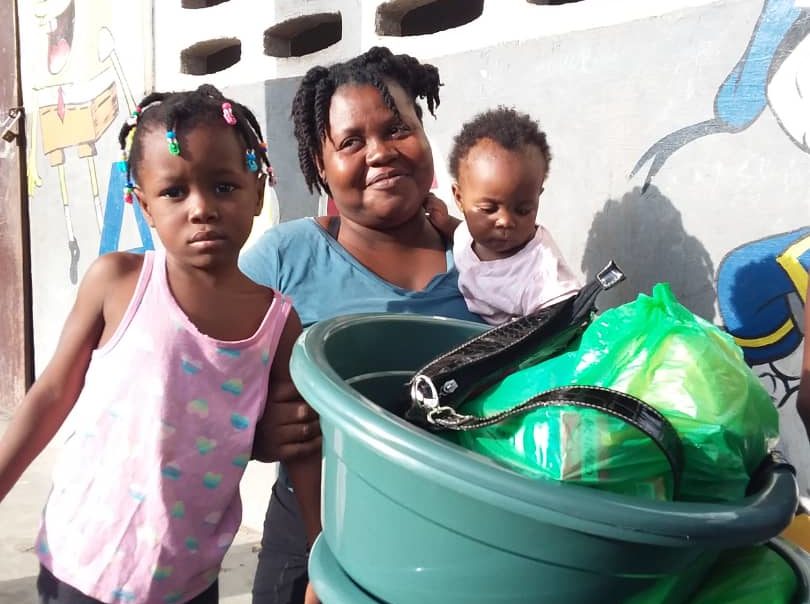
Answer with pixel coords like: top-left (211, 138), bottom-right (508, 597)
top-left (305, 581), bottom-right (320, 604)
top-left (424, 193), bottom-right (459, 238)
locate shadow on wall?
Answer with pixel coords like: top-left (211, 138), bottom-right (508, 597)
top-left (581, 185), bottom-right (715, 319)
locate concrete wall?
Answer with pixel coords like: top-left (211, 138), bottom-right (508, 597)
top-left (19, 0), bottom-right (153, 369)
top-left (20, 0), bottom-right (810, 516)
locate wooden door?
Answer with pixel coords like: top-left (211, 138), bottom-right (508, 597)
top-left (0, 0), bottom-right (33, 415)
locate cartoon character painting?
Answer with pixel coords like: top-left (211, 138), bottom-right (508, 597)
top-left (632, 0), bottom-right (810, 406)
top-left (25, 0), bottom-right (140, 283)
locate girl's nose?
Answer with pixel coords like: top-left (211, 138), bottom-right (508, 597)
top-left (189, 193), bottom-right (219, 222)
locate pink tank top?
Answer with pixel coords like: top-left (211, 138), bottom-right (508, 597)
top-left (37, 250), bottom-right (291, 604)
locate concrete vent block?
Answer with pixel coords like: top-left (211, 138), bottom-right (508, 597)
top-left (376, 0), bottom-right (484, 36)
top-left (181, 0), bottom-right (231, 8)
top-left (264, 12), bottom-right (342, 58)
top-left (181, 38), bottom-right (241, 75)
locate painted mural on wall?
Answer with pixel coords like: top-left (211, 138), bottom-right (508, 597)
top-left (24, 0), bottom-right (151, 284)
top-left (632, 0), bottom-right (810, 409)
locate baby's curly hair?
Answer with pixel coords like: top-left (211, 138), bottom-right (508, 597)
top-left (448, 106), bottom-right (551, 179)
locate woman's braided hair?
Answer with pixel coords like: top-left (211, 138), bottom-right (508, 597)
top-left (291, 46), bottom-right (441, 196)
top-left (118, 84), bottom-right (272, 189)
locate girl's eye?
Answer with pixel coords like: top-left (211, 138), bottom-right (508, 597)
top-left (516, 207), bottom-right (534, 216)
top-left (160, 186), bottom-right (184, 199)
top-left (215, 183), bottom-right (237, 194)
top-left (479, 205), bottom-right (498, 214)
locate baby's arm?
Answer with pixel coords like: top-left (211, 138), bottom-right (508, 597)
top-left (0, 255), bottom-right (122, 501)
top-left (797, 283), bottom-right (810, 441)
top-left (258, 309), bottom-right (322, 603)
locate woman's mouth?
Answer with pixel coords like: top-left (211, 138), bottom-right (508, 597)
top-left (366, 170), bottom-right (408, 189)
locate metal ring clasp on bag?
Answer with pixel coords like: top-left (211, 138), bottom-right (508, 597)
top-left (410, 374), bottom-right (440, 409)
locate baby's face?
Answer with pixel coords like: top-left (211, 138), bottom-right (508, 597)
top-left (453, 139), bottom-right (547, 261)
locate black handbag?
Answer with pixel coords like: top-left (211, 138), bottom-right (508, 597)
top-left (407, 261), bottom-right (626, 428)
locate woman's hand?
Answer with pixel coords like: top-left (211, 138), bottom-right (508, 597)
top-left (253, 398), bottom-right (321, 462)
top-left (424, 193), bottom-right (460, 240)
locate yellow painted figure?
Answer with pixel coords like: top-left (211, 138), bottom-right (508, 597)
top-left (25, 0), bottom-right (136, 283)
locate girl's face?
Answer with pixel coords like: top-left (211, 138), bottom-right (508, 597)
top-left (453, 139), bottom-right (547, 261)
top-left (135, 122), bottom-right (265, 269)
top-left (318, 81), bottom-right (434, 230)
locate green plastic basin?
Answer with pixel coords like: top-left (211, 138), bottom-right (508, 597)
top-left (292, 314), bottom-right (798, 604)
top-left (309, 535), bottom-right (810, 604)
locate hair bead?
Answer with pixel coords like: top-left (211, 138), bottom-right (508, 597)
top-left (246, 149), bottom-right (258, 172)
top-left (166, 130), bottom-right (180, 155)
top-left (222, 102), bottom-right (237, 126)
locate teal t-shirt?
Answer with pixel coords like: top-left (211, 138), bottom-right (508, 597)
top-left (239, 217), bottom-right (482, 327)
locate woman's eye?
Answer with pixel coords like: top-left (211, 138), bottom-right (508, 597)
top-left (391, 123), bottom-right (410, 137)
top-left (339, 137), bottom-right (362, 151)
top-left (216, 183), bottom-right (237, 194)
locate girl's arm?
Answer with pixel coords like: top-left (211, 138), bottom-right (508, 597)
top-left (798, 284), bottom-right (810, 441)
top-left (0, 255), bottom-right (120, 501)
top-left (259, 309), bottom-right (322, 546)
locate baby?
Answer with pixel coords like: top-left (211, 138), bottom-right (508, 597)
top-left (428, 106), bottom-right (580, 325)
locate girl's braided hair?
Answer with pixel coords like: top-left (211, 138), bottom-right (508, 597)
top-left (119, 84), bottom-right (272, 189)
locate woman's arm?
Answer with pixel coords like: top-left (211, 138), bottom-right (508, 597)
top-left (258, 308), bottom-right (322, 604)
top-left (797, 284), bottom-right (810, 441)
top-left (0, 255), bottom-right (124, 501)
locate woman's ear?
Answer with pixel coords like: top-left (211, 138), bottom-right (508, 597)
top-left (255, 174), bottom-right (267, 216)
top-left (135, 188), bottom-right (156, 227)
top-left (451, 182), bottom-right (464, 214)
top-left (315, 153), bottom-right (327, 184)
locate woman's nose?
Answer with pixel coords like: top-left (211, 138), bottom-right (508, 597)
top-left (366, 137), bottom-right (397, 164)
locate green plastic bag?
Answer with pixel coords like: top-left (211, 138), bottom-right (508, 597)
top-left (688, 545), bottom-right (797, 604)
top-left (455, 283), bottom-right (779, 502)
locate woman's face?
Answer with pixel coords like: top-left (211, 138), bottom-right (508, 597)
top-left (318, 81), bottom-right (434, 229)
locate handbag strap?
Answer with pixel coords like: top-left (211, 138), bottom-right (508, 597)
top-left (426, 385), bottom-right (685, 496)
top-left (409, 261), bottom-right (626, 410)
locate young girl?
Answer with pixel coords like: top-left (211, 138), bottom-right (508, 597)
top-left (0, 85), bottom-right (320, 604)
top-left (427, 106), bottom-right (581, 325)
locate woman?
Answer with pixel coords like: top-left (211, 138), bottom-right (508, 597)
top-left (240, 47), bottom-right (482, 603)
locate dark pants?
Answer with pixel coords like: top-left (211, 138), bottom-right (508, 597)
top-left (252, 473), bottom-right (309, 604)
top-left (37, 565), bottom-right (218, 604)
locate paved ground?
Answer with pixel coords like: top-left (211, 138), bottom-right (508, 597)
top-left (0, 418), bottom-right (270, 604)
